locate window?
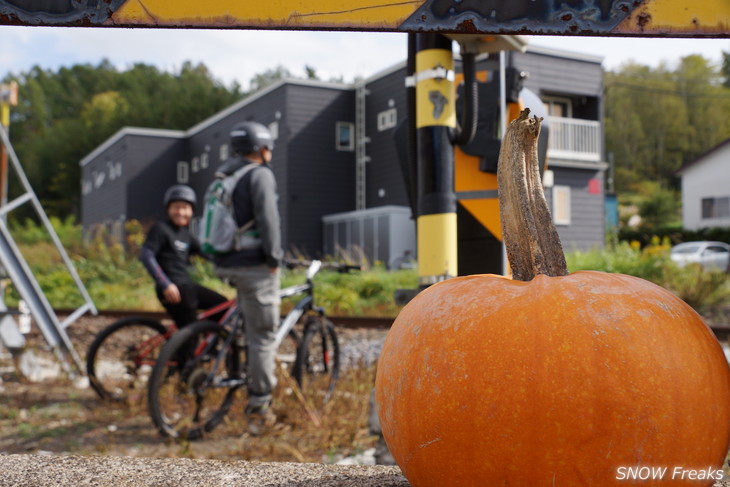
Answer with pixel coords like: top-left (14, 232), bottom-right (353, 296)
top-left (107, 161), bottom-right (121, 181)
top-left (269, 121), bottom-right (279, 142)
top-left (552, 185), bottom-right (571, 225)
top-left (702, 197), bottom-right (730, 219)
top-left (219, 143), bottom-right (229, 162)
top-left (93, 171), bottom-right (105, 188)
top-left (377, 108), bottom-right (397, 132)
top-left (191, 156), bottom-right (200, 173)
top-left (201, 152), bottom-right (209, 169)
top-left (543, 96), bottom-right (572, 118)
top-left (336, 122), bottom-right (354, 151)
top-left (177, 161), bottom-right (189, 183)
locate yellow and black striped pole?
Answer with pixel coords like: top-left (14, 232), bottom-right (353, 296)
top-left (414, 34), bottom-right (457, 287)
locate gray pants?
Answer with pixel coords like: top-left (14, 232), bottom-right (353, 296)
top-left (215, 264), bottom-right (280, 409)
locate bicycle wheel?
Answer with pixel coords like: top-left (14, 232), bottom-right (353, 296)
top-left (148, 320), bottom-right (243, 440)
top-left (86, 317), bottom-right (168, 404)
top-left (294, 316), bottom-right (340, 408)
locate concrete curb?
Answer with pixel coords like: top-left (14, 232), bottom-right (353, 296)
top-left (0, 454), bottom-right (410, 487)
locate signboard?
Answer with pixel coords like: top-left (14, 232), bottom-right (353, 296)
top-left (1, 0), bottom-right (729, 36)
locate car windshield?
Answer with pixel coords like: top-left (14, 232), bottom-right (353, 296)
top-left (672, 244), bottom-right (703, 254)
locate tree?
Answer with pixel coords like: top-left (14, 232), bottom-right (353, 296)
top-left (604, 56), bottom-right (730, 193)
top-left (248, 65), bottom-right (291, 92)
top-left (305, 65), bottom-right (318, 80)
top-left (2, 60), bottom-right (243, 219)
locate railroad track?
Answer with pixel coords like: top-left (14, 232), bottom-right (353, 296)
top-left (60, 309), bottom-right (394, 330)
top-left (64, 309), bottom-right (730, 342)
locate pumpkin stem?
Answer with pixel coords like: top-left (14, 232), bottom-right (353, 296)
top-left (497, 108), bottom-right (569, 281)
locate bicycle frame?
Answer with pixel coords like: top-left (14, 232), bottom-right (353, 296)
top-left (125, 300), bottom-right (236, 368)
top-left (275, 260), bottom-right (322, 347)
top-left (194, 260), bottom-right (323, 374)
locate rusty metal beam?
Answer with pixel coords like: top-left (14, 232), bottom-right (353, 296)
top-left (0, 0), bottom-right (729, 36)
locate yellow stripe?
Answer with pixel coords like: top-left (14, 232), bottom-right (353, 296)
top-left (417, 213), bottom-right (457, 280)
top-left (113, 0), bottom-right (422, 28)
top-left (1, 104), bottom-right (8, 127)
top-left (416, 49), bottom-right (456, 129)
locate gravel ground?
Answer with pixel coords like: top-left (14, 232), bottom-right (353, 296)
top-left (4, 315), bottom-right (730, 486)
top-left (0, 454), bottom-right (410, 487)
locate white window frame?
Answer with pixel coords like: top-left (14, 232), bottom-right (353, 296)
top-left (336, 121), bottom-right (354, 151)
top-left (107, 161), bottom-right (117, 181)
top-left (177, 161), bottom-right (189, 183)
top-left (702, 196), bottom-right (730, 219)
top-left (377, 108), bottom-right (398, 132)
top-left (93, 171), bottom-right (105, 188)
top-left (219, 143), bottom-right (229, 162)
top-left (552, 185), bottom-right (571, 225)
top-left (269, 121), bottom-right (279, 142)
top-left (543, 95), bottom-right (573, 118)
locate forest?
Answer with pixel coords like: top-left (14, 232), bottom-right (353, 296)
top-left (1, 53), bottom-right (730, 229)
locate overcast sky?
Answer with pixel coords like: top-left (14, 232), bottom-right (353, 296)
top-left (1, 26), bottom-right (729, 89)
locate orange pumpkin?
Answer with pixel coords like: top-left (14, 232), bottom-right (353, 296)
top-left (375, 110), bottom-right (730, 486)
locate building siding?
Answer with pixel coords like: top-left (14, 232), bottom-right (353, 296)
top-left (514, 49), bottom-right (603, 99)
top-left (680, 143), bottom-right (730, 230)
top-left (547, 167), bottom-right (605, 251)
top-left (82, 134), bottom-right (186, 229)
top-left (364, 65), bottom-right (411, 209)
top-left (285, 84), bottom-right (356, 257)
top-left (81, 140), bottom-right (126, 228)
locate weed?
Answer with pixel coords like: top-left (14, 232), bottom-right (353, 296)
top-left (17, 422), bottom-right (36, 439)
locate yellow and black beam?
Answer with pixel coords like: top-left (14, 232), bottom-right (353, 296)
top-left (1, 0), bottom-right (729, 37)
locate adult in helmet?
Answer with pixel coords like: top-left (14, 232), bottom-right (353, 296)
top-left (139, 184), bottom-right (227, 329)
top-left (214, 121), bottom-right (282, 436)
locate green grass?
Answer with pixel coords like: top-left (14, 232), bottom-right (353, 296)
top-left (5, 218), bottom-right (727, 314)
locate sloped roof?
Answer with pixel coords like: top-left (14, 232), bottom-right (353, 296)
top-left (79, 127), bottom-right (185, 167)
top-left (675, 137), bottom-right (730, 175)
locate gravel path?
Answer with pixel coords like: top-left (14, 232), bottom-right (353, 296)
top-left (0, 454), bottom-right (410, 487)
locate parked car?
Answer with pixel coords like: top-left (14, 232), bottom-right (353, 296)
top-left (669, 241), bottom-right (730, 272)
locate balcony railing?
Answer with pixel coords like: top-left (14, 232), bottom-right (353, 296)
top-left (546, 116), bottom-right (602, 162)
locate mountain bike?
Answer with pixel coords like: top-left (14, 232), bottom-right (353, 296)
top-left (146, 260), bottom-right (357, 439)
top-left (85, 259), bottom-right (341, 405)
top-left (85, 298), bottom-right (297, 404)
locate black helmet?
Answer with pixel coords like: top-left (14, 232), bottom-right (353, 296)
top-left (230, 121), bottom-right (274, 155)
top-left (164, 184), bottom-right (196, 208)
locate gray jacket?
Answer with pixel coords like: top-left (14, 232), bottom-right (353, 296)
top-left (214, 157), bottom-right (283, 268)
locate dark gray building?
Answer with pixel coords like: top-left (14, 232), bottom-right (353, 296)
top-left (80, 44), bottom-right (607, 269)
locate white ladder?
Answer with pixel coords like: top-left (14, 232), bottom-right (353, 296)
top-left (0, 124), bottom-right (97, 376)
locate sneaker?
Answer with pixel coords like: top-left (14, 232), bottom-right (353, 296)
top-left (245, 404), bottom-right (276, 436)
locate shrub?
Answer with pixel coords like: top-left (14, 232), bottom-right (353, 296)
top-left (566, 239), bottom-right (728, 312)
top-left (4, 219), bottom-right (725, 315)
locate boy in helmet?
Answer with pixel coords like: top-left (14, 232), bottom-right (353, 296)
top-left (214, 121), bottom-right (283, 436)
top-left (140, 184), bottom-right (227, 329)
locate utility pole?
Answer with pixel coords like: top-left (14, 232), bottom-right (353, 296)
top-left (413, 34), bottom-right (457, 287)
